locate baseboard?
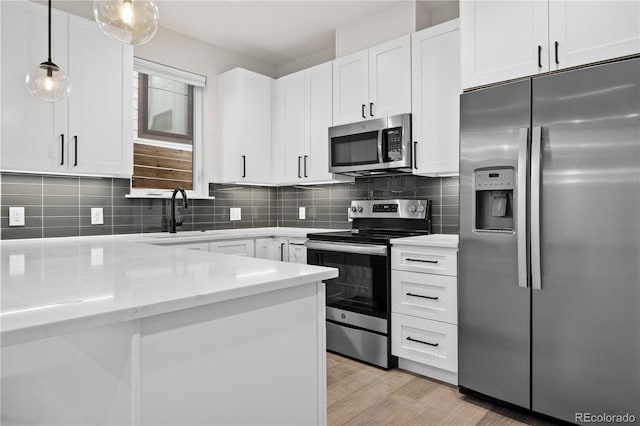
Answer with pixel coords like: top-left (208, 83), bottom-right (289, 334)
top-left (397, 357), bottom-right (458, 385)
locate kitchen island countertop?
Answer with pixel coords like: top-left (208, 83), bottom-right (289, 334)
top-left (1, 232), bottom-right (338, 347)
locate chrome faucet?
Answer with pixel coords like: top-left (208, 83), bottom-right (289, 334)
top-left (169, 188), bottom-right (188, 233)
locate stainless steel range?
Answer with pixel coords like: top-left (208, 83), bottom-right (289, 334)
top-left (306, 199), bottom-right (432, 369)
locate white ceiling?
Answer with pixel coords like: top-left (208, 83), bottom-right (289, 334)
top-left (50, 0), bottom-right (406, 66)
top-left (155, 1), bottom-right (402, 66)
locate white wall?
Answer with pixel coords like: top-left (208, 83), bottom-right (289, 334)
top-left (335, 2), bottom-right (416, 58)
top-left (277, 47), bottom-right (335, 78)
top-left (416, 1), bottom-right (460, 31)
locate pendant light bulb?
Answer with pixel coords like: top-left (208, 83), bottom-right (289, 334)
top-left (25, 0), bottom-right (71, 102)
top-left (93, 0), bottom-right (159, 46)
top-left (25, 62), bottom-right (71, 103)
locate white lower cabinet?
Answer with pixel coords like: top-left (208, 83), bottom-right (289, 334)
top-left (287, 238), bottom-right (307, 264)
top-left (391, 313), bottom-right (458, 373)
top-left (209, 239), bottom-right (255, 257)
top-left (391, 241), bottom-right (458, 385)
top-left (255, 237), bottom-right (289, 261)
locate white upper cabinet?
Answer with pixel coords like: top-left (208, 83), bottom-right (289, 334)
top-left (272, 62), bottom-right (352, 185)
top-left (332, 50), bottom-right (369, 125)
top-left (368, 36), bottom-right (412, 119)
top-left (461, 0), bottom-right (549, 90)
top-left (333, 35), bottom-right (411, 125)
top-left (68, 16), bottom-right (132, 177)
top-left (548, 1), bottom-right (640, 71)
top-left (1, 1), bottom-right (132, 177)
top-left (412, 19), bottom-right (461, 177)
top-left (218, 68), bottom-right (272, 183)
top-left (461, 0), bottom-right (640, 90)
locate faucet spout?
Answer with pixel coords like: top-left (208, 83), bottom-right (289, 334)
top-left (169, 188), bottom-right (188, 233)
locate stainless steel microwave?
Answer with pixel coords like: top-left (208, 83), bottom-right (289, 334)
top-left (328, 113), bottom-right (412, 176)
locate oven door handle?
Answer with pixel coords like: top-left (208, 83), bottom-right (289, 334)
top-left (305, 241), bottom-right (387, 256)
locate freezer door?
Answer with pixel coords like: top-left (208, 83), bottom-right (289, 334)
top-left (459, 79), bottom-right (531, 409)
top-left (531, 58), bottom-right (640, 423)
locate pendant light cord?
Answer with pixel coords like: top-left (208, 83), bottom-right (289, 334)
top-left (47, 0), bottom-right (52, 63)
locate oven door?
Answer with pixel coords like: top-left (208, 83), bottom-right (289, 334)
top-left (306, 241), bottom-right (389, 320)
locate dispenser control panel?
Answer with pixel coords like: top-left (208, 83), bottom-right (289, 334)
top-left (475, 169), bottom-right (515, 190)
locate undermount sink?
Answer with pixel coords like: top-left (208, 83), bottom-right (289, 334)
top-left (144, 230), bottom-right (218, 239)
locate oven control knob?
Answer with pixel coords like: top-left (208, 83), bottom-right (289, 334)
top-left (409, 205), bottom-right (417, 213)
top-left (357, 206), bottom-right (363, 213)
top-left (351, 206), bottom-right (357, 213)
top-left (417, 205), bottom-right (425, 212)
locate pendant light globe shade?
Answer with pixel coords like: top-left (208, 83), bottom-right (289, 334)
top-left (93, 0), bottom-right (159, 45)
top-left (25, 62), bottom-right (71, 103)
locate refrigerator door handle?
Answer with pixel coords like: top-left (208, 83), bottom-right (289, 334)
top-left (531, 126), bottom-right (543, 290)
top-left (517, 128), bottom-right (530, 288)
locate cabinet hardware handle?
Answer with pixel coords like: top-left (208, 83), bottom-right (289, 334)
top-left (289, 243), bottom-right (305, 246)
top-left (407, 336), bottom-right (439, 347)
top-left (406, 258), bottom-right (438, 264)
top-left (60, 134), bottom-right (64, 165)
top-left (369, 102), bottom-right (374, 117)
top-left (406, 292), bottom-right (439, 300)
top-left (538, 45), bottom-right (542, 68)
top-left (73, 136), bottom-right (78, 166)
top-left (280, 242), bottom-right (285, 261)
top-left (298, 156), bottom-right (302, 178)
top-left (242, 155), bottom-right (246, 178)
top-left (554, 41), bottom-right (559, 65)
top-left (303, 155), bottom-right (308, 177)
top-left (413, 141), bottom-right (418, 169)
top-left (361, 104), bottom-right (366, 119)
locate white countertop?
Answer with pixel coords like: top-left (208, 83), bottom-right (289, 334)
top-left (1, 228), bottom-right (339, 346)
top-left (390, 234), bottom-right (459, 249)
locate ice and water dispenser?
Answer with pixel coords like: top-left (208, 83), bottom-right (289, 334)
top-left (474, 168), bottom-right (514, 232)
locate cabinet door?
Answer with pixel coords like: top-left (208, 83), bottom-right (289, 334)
top-left (368, 35), bottom-right (411, 119)
top-left (1, 1), bottom-right (68, 173)
top-left (332, 50), bottom-right (368, 125)
top-left (461, 0), bottom-right (549, 89)
top-left (304, 62), bottom-right (333, 182)
top-left (241, 71), bottom-right (272, 183)
top-left (412, 20), bottom-right (461, 177)
top-left (68, 16), bottom-right (132, 177)
top-left (549, 1), bottom-right (640, 71)
top-left (218, 70), bottom-right (242, 182)
top-left (282, 72), bottom-right (306, 182)
top-left (288, 239), bottom-right (307, 264)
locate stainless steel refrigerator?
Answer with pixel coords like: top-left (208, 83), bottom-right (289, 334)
top-left (459, 57), bottom-right (640, 423)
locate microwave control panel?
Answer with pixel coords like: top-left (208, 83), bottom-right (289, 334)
top-left (385, 128), bottom-right (403, 161)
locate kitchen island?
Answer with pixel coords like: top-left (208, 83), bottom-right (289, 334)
top-left (1, 235), bottom-right (337, 425)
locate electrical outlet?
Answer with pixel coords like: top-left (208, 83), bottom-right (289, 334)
top-left (9, 207), bottom-right (25, 227)
top-left (91, 208), bottom-right (104, 225)
top-left (230, 207), bottom-right (241, 221)
top-left (299, 207), bottom-right (306, 220)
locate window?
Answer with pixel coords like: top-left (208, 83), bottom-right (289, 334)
top-left (131, 58), bottom-right (206, 194)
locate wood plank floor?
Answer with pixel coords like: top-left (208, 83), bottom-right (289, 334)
top-left (327, 353), bottom-right (559, 426)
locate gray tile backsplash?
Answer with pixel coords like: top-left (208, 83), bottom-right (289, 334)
top-left (1, 173), bottom-right (458, 240)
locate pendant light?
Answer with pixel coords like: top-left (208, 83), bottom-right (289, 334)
top-left (25, 0), bottom-right (71, 102)
top-left (93, 0), bottom-right (159, 46)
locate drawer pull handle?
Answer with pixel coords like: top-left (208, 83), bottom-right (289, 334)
top-left (406, 292), bottom-right (438, 300)
top-left (407, 336), bottom-right (439, 347)
top-left (406, 258), bottom-right (438, 264)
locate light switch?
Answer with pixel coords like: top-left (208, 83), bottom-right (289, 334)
top-left (230, 207), bottom-right (241, 221)
top-left (9, 207), bottom-right (25, 227)
top-left (299, 207), bottom-right (306, 220)
top-left (91, 208), bottom-right (104, 225)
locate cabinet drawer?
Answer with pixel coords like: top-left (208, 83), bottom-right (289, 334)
top-left (391, 245), bottom-right (457, 276)
top-left (391, 313), bottom-right (457, 372)
top-left (392, 270), bottom-right (457, 324)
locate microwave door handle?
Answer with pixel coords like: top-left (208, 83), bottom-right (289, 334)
top-left (377, 130), bottom-right (384, 163)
